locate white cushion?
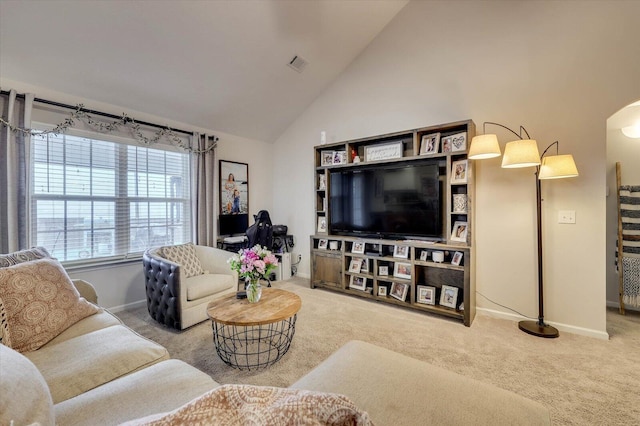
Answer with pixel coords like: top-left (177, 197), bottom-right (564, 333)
top-left (0, 343), bottom-right (54, 426)
top-left (26, 324), bottom-right (169, 404)
top-left (162, 243), bottom-right (204, 278)
top-left (186, 274), bottom-right (235, 301)
top-left (55, 360), bottom-right (219, 426)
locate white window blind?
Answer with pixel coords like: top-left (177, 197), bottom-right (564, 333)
top-left (30, 131), bottom-right (192, 263)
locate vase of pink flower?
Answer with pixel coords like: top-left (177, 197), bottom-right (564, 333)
top-left (228, 245), bottom-right (279, 303)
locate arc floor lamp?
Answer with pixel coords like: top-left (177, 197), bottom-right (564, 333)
top-left (469, 122), bottom-right (579, 338)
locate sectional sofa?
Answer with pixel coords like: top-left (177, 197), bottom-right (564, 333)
top-left (0, 249), bottom-right (551, 425)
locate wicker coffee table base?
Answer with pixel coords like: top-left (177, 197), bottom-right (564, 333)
top-left (211, 314), bottom-right (297, 370)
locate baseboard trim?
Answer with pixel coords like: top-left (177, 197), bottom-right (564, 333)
top-left (108, 299), bottom-right (146, 313)
top-left (606, 300), bottom-right (640, 312)
top-left (477, 307), bottom-right (610, 340)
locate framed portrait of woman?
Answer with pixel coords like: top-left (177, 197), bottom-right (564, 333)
top-left (219, 160), bottom-right (249, 216)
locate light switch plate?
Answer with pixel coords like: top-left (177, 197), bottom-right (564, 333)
top-left (558, 210), bottom-right (576, 224)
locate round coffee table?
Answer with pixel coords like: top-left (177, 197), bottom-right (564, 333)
top-left (206, 288), bottom-right (302, 370)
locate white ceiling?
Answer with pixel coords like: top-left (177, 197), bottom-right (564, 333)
top-left (0, 0), bottom-right (408, 142)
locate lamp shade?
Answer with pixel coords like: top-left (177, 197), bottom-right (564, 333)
top-left (468, 134), bottom-right (501, 159)
top-left (501, 139), bottom-right (541, 168)
top-left (538, 154), bottom-right (579, 179)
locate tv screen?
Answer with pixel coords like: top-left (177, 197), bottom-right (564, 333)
top-left (219, 213), bottom-right (248, 236)
top-left (329, 161), bottom-right (444, 241)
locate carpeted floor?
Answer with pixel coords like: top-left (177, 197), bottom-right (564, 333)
top-left (116, 277), bottom-right (640, 425)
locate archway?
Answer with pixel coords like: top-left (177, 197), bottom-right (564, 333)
top-left (606, 100), bottom-right (640, 312)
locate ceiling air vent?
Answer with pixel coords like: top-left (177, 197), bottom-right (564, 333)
top-left (287, 55), bottom-right (308, 73)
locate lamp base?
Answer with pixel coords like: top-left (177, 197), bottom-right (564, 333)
top-left (518, 320), bottom-right (559, 338)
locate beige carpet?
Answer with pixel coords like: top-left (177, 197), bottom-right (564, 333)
top-left (116, 277), bottom-right (640, 425)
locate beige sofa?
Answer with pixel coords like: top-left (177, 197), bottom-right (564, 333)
top-left (0, 253), bottom-right (550, 425)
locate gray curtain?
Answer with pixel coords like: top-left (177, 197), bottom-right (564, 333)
top-left (192, 133), bottom-right (217, 247)
top-left (0, 90), bottom-right (33, 253)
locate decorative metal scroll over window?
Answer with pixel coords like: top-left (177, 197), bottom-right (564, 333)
top-left (0, 103), bottom-right (217, 154)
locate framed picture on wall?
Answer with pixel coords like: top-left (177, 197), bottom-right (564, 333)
top-left (219, 160), bottom-right (249, 215)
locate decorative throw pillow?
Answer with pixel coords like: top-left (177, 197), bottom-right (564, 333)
top-left (0, 247), bottom-right (53, 345)
top-left (0, 257), bottom-right (100, 353)
top-left (161, 243), bottom-right (204, 278)
top-left (0, 246), bottom-right (51, 268)
top-left (120, 384), bottom-right (373, 426)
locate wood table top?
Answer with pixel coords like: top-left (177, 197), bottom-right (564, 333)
top-left (206, 288), bottom-right (302, 326)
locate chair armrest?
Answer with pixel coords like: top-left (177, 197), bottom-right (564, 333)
top-left (72, 279), bottom-right (98, 305)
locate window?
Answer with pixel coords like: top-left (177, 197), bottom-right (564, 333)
top-left (30, 131), bottom-right (192, 263)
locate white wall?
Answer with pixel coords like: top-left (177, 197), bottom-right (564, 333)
top-left (272, 0), bottom-right (640, 337)
top-left (1, 78), bottom-right (274, 310)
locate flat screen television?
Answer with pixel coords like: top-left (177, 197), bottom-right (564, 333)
top-left (219, 213), bottom-right (248, 236)
top-left (329, 160), bottom-right (445, 241)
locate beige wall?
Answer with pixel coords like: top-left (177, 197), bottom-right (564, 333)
top-left (272, 0), bottom-right (640, 338)
top-left (1, 78), bottom-right (274, 310)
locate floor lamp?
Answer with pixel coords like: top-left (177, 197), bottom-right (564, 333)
top-left (469, 122), bottom-right (579, 338)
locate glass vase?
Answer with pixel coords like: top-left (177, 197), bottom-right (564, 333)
top-left (246, 279), bottom-right (262, 303)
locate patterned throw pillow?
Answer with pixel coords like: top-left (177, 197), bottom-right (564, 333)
top-left (0, 246), bottom-right (51, 268)
top-left (161, 243), bottom-right (204, 278)
top-left (0, 247), bottom-right (52, 345)
top-left (0, 257), bottom-right (100, 353)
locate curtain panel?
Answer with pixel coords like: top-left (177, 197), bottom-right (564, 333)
top-left (192, 133), bottom-right (217, 247)
top-left (0, 90), bottom-right (33, 253)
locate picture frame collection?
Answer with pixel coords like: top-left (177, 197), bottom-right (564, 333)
top-left (419, 131), bottom-right (467, 156)
top-left (339, 240), bottom-right (462, 309)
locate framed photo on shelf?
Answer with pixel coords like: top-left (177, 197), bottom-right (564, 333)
top-left (321, 151), bottom-right (334, 167)
top-left (318, 174), bottom-right (326, 190)
top-left (419, 250), bottom-right (428, 261)
top-left (440, 285), bottom-right (459, 309)
top-left (451, 251), bottom-right (463, 266)
top-left (364, 141), bottom-right (403, 162)
top-left (318, 239), bottom-right (328, 250)
top-left (351, 241), bottom-right (366, 254)
top-left (451, 221), bottom-right (468, 242)
top-left (416, 285), bottom-right (436, 305)
top-left (317, 217), bottom-right (327, 233)
top-left (441, 136), bottom-right (452, 153)
top-left (378, 286), bottom-right (387, 297)
top-left (449, 132), bottom-right (467, 152)
top-left (451, 160), bottom-right (468, 184)
top-left (333, 151), bottom-right (347, 165)
top-left (378, 265), bottom-right (389, 276)
top-left (390, 282), bottom-right (409, 302)
top-left (393, 244), bottom-right (409, 258)
top-left (361, 258), bottom-right (369, 273)
top-left (419, 133), bottom-right (440, 155)
top-left (349, 259), bottom-right (362, 273)
top-left (393, 262), bottom-right (412, 279)
top-left (349, 276), bottom-right (367, 291)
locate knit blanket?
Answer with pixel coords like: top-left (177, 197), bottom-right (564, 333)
top-left (120, 384), bottom-right (373, 426)
top-left (618, 185), bottom-right (640, 307)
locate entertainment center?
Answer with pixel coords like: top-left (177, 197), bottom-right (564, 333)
top-left (310, 119), bottom-right (476, 326)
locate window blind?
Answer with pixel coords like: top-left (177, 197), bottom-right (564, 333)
top-left (30, 131), bottom-right (192, 263)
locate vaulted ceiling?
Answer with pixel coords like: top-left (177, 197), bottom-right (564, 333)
top-left (0, 0), bottom-right (408, 142)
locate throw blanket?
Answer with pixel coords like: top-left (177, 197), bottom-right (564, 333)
top-left (618, 185), bottom-right (640, 307)
top-left (120, 384), bottom-right (373, 426)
